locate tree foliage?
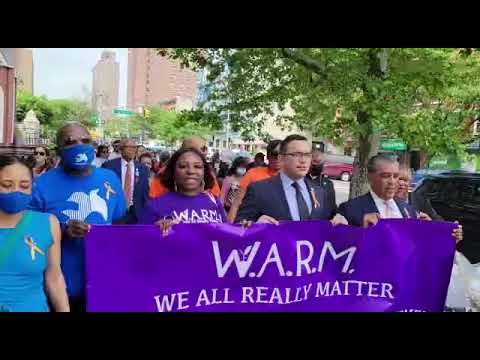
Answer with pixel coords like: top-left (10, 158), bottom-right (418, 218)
top-left (157, 48), bottom-right (480, 196)
top-left (16, 90), bottom-right (54, 125)
top-left (16, 90), bottom-right (96, 142)
top-left (104, 107), bottom-right (222, 146)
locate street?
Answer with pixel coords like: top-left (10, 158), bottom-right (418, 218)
top-left (332, 179), bottom-right (350, 206)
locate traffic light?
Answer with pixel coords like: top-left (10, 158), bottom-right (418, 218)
top-left (144, 107), bottom-right (151, 118)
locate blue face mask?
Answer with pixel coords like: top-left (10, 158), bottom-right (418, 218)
top-left (62, 144), bottom-right (95, 170)
top-left (0, 192), bottom-right (32, 214)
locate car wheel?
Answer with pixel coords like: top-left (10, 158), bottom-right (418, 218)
top-left (341, 172), bottom-right (350, 182)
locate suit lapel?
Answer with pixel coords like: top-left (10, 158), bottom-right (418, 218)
top-left (114, 158), bottom-right (122, 179)
top-left (271, 175), bottom-right (293, 221)
top-left (365, 193), bottom-right (380, 215)
top-left (395, 199), bottom-right (415, 219)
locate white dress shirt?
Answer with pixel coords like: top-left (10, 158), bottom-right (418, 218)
top-left (279, 172), bottom-right (313, 221)
top-left (121, 158), bottom-right (135, 207)
top-left (370, 191), bottom-right (403, 219)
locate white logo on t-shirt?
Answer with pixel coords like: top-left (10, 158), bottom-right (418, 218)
top-left (62, 189), bottom-right (108, 222)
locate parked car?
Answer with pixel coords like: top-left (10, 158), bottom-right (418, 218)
top-left (412, 172), bottom-right (480, 264)
top-left (411, 168), bottom-right (470, 190)
top-left (322, 162), bottom-right (354, 182)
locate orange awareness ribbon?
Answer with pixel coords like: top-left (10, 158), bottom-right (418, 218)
top-left (310, 189), bottom-right (320, 209)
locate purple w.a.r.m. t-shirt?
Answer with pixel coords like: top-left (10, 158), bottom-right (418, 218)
top-left (138, 192), bottom-right (227, 224)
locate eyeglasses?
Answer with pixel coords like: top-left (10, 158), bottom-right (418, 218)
top-left (34, 152), bottom-right (46, 156)
top-left (283, 152), bottom-right (313, 160)
top-left (268, 152), bottom-right (280, 159)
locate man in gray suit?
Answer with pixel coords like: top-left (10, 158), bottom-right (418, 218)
top-left (235, 134), bottom-right (347, 226)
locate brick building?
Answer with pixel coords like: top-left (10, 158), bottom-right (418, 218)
top-left (0, 50), bottom-right (16, 145)
top-left (92, 50), bottom-right (119, 121)
top-left (127, 48), bottom-right (196, 112)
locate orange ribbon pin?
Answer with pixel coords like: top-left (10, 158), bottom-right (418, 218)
top-left (311, 189), bottom-right (320, 209)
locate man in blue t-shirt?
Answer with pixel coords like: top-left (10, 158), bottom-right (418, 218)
top-left (31, 123), bottom-right (127, 312)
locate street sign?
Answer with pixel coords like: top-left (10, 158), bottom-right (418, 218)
top-left (113, 108), bottom-right (136, 116)
top-left (380, 139), bottom-right (407, 151)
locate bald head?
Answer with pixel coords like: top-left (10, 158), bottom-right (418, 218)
top-left (56, 123), bottom-right (92, 149)
top-left (120, 138), bottom-right (137, 148)
top-left (182, 136), bottom-right (208, 157)
top-left (120, 138), bottom-right (137, 162)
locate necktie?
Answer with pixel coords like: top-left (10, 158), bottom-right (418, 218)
top-left (292, 182), bottom-right (310, 220)
top-left (124, 162), bottom-right (133, 206)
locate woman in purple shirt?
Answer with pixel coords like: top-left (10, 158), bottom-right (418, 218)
top-left (138, 148), bottom-right (227, 235)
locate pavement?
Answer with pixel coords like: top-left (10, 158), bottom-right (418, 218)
top-left (332, 180), bottom-right (350, 206)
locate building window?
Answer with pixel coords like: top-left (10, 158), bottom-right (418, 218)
top-left (215, 139), bottom-right (220, 148)
top-left (223, 140), bottom-right (227, 148)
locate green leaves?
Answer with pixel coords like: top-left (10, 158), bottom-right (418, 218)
top-left (16, 91), bottom-right (96, 142)
top-left (156, 48), bottom-right (480, 159)
top-left (107, 107), bottom-right (220, 146)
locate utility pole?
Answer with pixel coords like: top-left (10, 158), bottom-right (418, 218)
top-left (97, 93), bottom-right (104, 143)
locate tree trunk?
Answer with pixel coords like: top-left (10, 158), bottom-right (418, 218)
top-left (419, 151), bottom-right (430, 169)
top-left (348, 49), bottom-right (388, 200)
top-left (349, 111), bottom-right (380, 199)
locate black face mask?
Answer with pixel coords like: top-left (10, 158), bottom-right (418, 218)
top-left (310, 163), bottom-right (324, 177)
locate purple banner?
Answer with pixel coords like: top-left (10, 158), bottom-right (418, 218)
top-left (85, 220), bottom-right (456, 312)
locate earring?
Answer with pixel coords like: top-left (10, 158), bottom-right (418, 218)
top-left (201, 179), bottom-right (205, 189)
top-left (174, 182), bottom-right (178, 192)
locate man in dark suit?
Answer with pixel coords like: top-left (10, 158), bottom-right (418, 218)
top-left (307, 148), bottom-right (337, 219)
top-left (102, 138), bottom-right (150, 224)
top-left (337, 154), bottom-right (463, 242)
top-left (338, 154), bottom-right (420, 228)
top-left (235, 134), bottom-right (347, 225)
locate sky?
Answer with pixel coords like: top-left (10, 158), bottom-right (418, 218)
top-left (33, 48), bottom-right (128, 106)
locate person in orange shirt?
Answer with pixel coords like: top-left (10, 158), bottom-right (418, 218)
top-left (149, 136), bottom-right (221, 199)
top-left (227, 139), bottom-right (282, 222)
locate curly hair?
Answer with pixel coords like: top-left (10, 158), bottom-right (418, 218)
top-left (161, 148), bottom-right (215, 192)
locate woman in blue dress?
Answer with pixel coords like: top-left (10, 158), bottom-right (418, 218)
top-left (0, 155), bottom-right (69, 312)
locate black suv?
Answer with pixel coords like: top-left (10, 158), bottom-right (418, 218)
top-left (412, 172), bottom-right (480, 264)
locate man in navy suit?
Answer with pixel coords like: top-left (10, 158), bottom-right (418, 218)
top-left (235, 134), bottom-right (347, 226)
top-left (338, 154), bottom-right (418, 228)
top-left (102, 138), bottom-right (150, 224)
top-left (338, 154), bottom-right (463, 242)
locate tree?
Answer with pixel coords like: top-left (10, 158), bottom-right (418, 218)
top-left (129, 106), bottom-right (221, 146)
top-left (16, 90), bottom-right (54, 124)
top-left (48, 99), bottom-right (96, 128)
top-left (16, 91), bottom-right (96, 142)
top-left (157, 48), bottom-right (480, 197)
